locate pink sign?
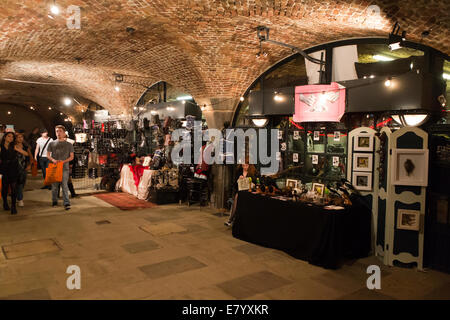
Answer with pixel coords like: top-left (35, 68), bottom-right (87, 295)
top-left (293, 82), bottom-right (346, 122)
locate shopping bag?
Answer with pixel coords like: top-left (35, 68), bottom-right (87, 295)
top-left (31, 160), bottom-right (38, 176)
top-left (44, 162), bottom-right (63, 186)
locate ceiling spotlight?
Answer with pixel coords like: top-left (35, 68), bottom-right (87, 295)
top-left (63, 97), bottom-right (72, 106)
top-left (240, 97), bottom-right (244, 102)
top-left (363, 76), bottom-right (367, 79)
top-left (370, 75), bottom-right (375, 79)
top-left (60, 112), bottom-right (63, 115)
top-left (388, 22), bottom-right (406, 51)
top-left (114, 85), bottom-right (120, 92)
top-left (50, 3), bottom-right (60, 15)
top-left (133, 107), bottom-right (137, 110)
top-left (48, 107), bottom-right (52, 110)
top-left (30, 106), bottom-right (35, 110)
top-left (7, 111), bottom-right (11, 115)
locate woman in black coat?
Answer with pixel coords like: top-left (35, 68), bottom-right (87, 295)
top-left (0, 132), bottom-right (20, 214)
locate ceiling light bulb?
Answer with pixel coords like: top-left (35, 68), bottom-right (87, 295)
top-left (240, 97), bottom-right (244, 102)
top-left (48, 107), bottom-right (52, 110)
top-left (7, 111), bottom-right (11, 115)
top-left (370, 75), bottom-right (375, 79)
top-left (50, 5), bottom-right (60, 15)
top-left (63, 98), bottom-right (72, 106)
top-left (60, 112), bottom-right (63, 115)
top-left (115, 85), bottom-right (120, 92)
top-left (385, 79), bottom-right (392, 87)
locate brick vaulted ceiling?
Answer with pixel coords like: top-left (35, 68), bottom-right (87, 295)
top-left (0, 0), bottom-right (449, 118)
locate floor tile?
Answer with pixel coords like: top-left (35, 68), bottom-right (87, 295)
top-left (121, 240), bottom-right (160, 254)
top-left (138, 256), bottom-right (207, 279)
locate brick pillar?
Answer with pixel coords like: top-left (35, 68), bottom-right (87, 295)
top-left (196, 97), bottom-right (237, 209)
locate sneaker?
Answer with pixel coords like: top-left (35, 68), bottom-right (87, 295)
top-left (64, 204), bottom-right (71, 211)
top-left (52, 201), bottom-right (57, 207)
top-left (18, 200), bottom-right (24, 207)
top-left (224, 221), bottom-right (232, 227)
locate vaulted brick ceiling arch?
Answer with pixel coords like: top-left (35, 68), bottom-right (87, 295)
top-left (0, 0), bottom-right (448, 116)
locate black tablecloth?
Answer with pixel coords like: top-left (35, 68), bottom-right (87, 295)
top-left (232, 191), bottom-right (371, 269)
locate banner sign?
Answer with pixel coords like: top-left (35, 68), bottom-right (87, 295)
top-left (294, 82), bottom-right (346, 122)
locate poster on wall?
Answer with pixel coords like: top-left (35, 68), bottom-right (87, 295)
top-left (293, 82), bottom-right (346, 123)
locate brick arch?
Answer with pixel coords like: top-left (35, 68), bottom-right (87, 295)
top-left (0, 0), bottom-right (448, 116)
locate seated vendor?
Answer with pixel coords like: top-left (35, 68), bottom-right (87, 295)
top-left (224, 162), bottom-right (259, 227)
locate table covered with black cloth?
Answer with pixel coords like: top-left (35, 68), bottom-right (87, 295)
top-left (232, 191), bottom-right (371, 269)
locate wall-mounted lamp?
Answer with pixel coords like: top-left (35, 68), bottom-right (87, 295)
top-left (251, 118), bottom-right (269, 127)
top-left (392, 113), bottom-right (429, 127)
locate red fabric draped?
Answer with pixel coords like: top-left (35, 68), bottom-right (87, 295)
top-left (129, 165), bottom-right (149, 187)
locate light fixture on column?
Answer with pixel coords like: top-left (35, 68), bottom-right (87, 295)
top-left (384, 77), bottom-right (392, 87)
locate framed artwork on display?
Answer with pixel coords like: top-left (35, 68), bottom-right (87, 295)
top-left (286, 179), bottom-right (298, 189)
top-left (354, 134), bottom-right (373, 152)
top-left (312, 183), bottom-right (324, 196)
top-left (397, 209), bottom-right (420, 231)
top-left (352, 172), bottom-right (372, 191)
top-left (237, 177), bottom-right (251, 191)
top-left (353, 153), bottom-right (373, 172)
top-left (391, 149), bottom-right (429, 186)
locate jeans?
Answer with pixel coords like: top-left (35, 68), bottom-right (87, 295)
top-left (52, 169), bottom-right (70, 206)
top-left (39, 157), bottom-right (49, 179)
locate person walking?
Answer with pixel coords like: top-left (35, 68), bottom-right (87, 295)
top-left (34, 128), bottom-right (53, 189)
top-left (15, 132), bottom-right (33, 207)
top-left (0, 131), bottom-right (20, 214)
top-left (57, 131), bottom-right (77, 199)
top-left (47, 125), bottom-right (74, 210)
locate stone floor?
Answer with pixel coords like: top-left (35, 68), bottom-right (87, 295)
top-left (0, 176), bottom-right (450, 300)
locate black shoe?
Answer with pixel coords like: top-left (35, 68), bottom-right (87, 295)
top-left (11, 207), bottom-right (17, 215)
top-left (64, 204), bottom-right (71, 211)
top-left (71, 193), bottom-right (79, 198)
top-left (41, 186), bottom-right (48, 189)
top-left (52, 201), bottom-right (57, 207)
top-left (3, 203), bottom-right (10, 211)
top-left (46, 186), bottom-right (52, 190)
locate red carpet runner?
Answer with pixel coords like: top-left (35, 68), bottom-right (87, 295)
top-left (94, 192), bottom-right (158, 211)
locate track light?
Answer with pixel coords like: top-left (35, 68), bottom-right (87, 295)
top-left (50, 4), bottom-right (60, 15)
top-left (63, 97), bottom-right (72, 106)
top-left (388, 22), bottom-right (406, 51)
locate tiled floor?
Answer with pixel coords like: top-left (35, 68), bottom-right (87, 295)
top-left (0, 176), bottom-right (450, 300)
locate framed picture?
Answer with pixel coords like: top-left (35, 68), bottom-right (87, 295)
top-left (391, 149), bottom-right (429, 186)
top-left (314, 131), bottom-right (320, 141)
top-left (334, 131), bottom-right (340, 141)
top-left (397, 209), bottom-right (420, 231)
top-left (286, 179), bottom-right (298, 189)
top-left (237, 177), bottom-right (251, 191)
top-left (312, 154), bottom-right (319, 164)
top-left (293, 131), bottom-right (300, 140)
top-left (293, 153), bottom-right (299, 163)
top-left (354, 133), bottom-right (373, 152)
top-left (353, 153), bottom-right (373, 172)
top-left (352, 172), bottom-right (372, 191)
top-left (312, 183), bottom-right (324, 196)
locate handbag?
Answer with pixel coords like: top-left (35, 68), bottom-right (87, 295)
top-left (44, 162), bottom-right (64, 186)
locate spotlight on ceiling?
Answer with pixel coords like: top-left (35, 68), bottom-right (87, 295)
top-left (50, 2), bottom-right (60, 15)
top-left (60, 112), bottom-right (63, 115)
top-left (114, 85), bottom-right (120, 92)
top-left (48, 107), bottom-right (52, 110)
top-left (240, 97), bottom-right (244, 102)
top-left (388, 22), bottom-right (406, 51)
top-left (7, 111), bottom-right (11, 115)
top-left (274, 93), bottom-right (284, 102)
top-left (63, 97), bottom-right (72, 106)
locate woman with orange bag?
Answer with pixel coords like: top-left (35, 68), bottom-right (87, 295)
top-left (0, 131), bottom-right (20, 214)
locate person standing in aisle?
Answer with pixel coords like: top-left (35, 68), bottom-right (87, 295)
top-left (0, 131), bottom-right (20, 214)
top-left (35, 128), bottom-right (53, 189)
top-left (15, 132), bottom-right (33, 207)
top-left (47, 125), bottom-right (74, 210)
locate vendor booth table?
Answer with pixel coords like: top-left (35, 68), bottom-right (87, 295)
top-left (232, 191), bottom-right (371, 269)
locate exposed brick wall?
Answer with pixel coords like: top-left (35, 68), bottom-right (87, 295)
top-left (0, 0), bottom-right (448, 117)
